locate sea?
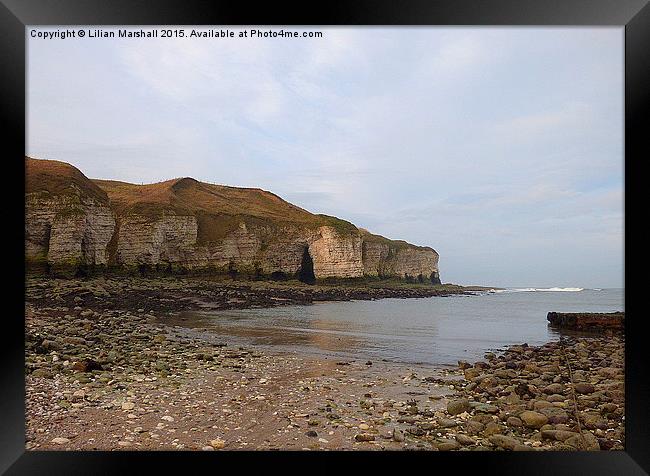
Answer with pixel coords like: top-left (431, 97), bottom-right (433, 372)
top-left (167, 287), bottom-right (624, 367)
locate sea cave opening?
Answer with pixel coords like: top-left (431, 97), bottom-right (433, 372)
top-left (298, 246), bottom-right (315, 284)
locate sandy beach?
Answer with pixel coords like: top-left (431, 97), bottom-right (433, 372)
top-left (25, 276), bottom-right (624, 451)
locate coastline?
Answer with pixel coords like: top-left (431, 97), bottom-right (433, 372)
top-left (25, 276), bottom-right (623, 451)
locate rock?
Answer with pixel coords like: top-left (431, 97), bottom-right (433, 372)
top-left (547, 312), bottom-right (624, 331)
top-left (63, 336), bottom-right (88, 346)
top-left (161, 415), bottom-right (174, 422)
top-left (506, 416), bottom-right (523, 427)
top-left (40, 339), bottom-right (61, 352)
top-left (439, 418), bottom-right (458, 428)
top-left (455, 434), bottom-right (476, 446)
top-left (305, 430), bottom-right (318, 438)
top-left (406, 426), bottom-right (425, 436)
top-left (541, 430), bottom-right (577, 442)
top-left (202, 446), bottom-right (215, 451)
top-left (51, 437), bottom-right (70, 445)
top-left (71, 390), bottom-right (85, 401)
top-left (565, 432), bottom-right (600, 451)
top-left (488, 435), bottom-right (521, 450)
top-left (539, 407), bottom-right (570, 424)
top-left (464, 368), bottom-right (481, 381)
top-left (519, 411), bottom-right (548, 429)
top-left (210, 439), bottom-right (225, 449)
top-left (417, 422), bottom-right (437, 431)
top-left (72, 358), bottom-right (102, 372)
top-left (31, 368), bottom-right (53, 379)
top-left (581, 413), bottom-right (608, 430)
top-left (358, 423), bottom-right (369, 430)
top-left (574, 383), bottom-right (595, 394)
top-left (543, 383), bottom-right (565, 395)
top-left (392, 429), bottom-right (405, 442)
top-left (465, 421), bottom-right (485, 435)
top-left (447, 398), bottom-right (471, 415)
top-left (436, 439), bottom-right (460, 451)
top-left (472, 403), bottom-right (498, 414)
top-left (355, 433), bottom-right (375, 442)
top-left (600, 403), bottom-right (618, 415)
top-left (546, 394), bottom-right (566, 403)
top-left (483, 422), bottom-right (504, 436)
top-left (121, 402), bottom-right (135, 411)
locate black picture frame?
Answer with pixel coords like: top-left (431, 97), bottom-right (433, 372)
top-left (1, 0), bottom-right (647, 473)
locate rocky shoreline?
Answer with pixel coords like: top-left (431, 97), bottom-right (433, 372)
top-left (25, 277), bottom-right (624, 451)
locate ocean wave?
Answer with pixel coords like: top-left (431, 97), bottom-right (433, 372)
top-left (503, 287), bottom-right (584, 293)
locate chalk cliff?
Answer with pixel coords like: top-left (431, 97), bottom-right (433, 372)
top-left (25, 158), bottom-right (440, 282)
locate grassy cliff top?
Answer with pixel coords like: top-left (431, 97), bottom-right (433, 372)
top-left (26, 157), bottom-right (109, 204)
top-left (359, 228), bottom-right (436, 253)
top-left (26, 157), bottom-right (431, 250)
top-left (92, 177), bottom-right (313, 221)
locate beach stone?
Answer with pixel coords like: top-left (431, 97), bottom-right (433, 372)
top-left (541, 430), bottom-right (577, 442)
top-left (539, 407), bottom-right (569, 424)
top-left (574, 383), bottom-right (595, 394)
top-left (447, 398), bottom-right (471, 415)
top-left (436, 439), bottom-right (460, 451)
top-left (519, 411), bottom-right (548, 429)
top-left (71, 390), bottom-right (85, 401)
top-left (546, 394), bottom-right (566, 402)
top-left (565, 432), bottom-right (600, 451)
top-left (600, 403), bottom-right (618, 415)
top-left (483, 422), bottom-right (504, 436)
top-left (506, 416), bottom-right (523, 427)
top-left (40, 339), bottom-right (61, 352)
top-left (417, 422), bottom-right (437, 431)
top-left (581, 413), bottom-right (608, 430)
top-left (439, 418), bottom-right (458, 428)
top-left (464, 368), bottom-right (481, 381)
top-left (72, 358), bottom-right (102, 372)
top-left (489, 435), bottom-right (520, 450)
top-left (455, 434), bottom-right (476, 446)
top-left (543, 383), bottom-right (565, 395)
top-left (31, 368), bottom-right (53, 379)
top-left (472, 403), bottom-right (498, 414)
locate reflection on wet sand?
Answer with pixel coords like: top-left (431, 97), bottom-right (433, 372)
top-left (160, 289), bottom-right (623, 366)
top-left (164, 312), bottom-right (368, 354)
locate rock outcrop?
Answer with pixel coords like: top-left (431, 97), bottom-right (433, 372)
top-left (25, 157), bottom-right (440, 281)
top-left (547, 312), bottom-right (624, 332)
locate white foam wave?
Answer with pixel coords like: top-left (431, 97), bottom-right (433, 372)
top-left (504, 287), bottom-right (584, 293)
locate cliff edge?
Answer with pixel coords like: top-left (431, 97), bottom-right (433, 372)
top-left (25, 157), bottom-right (440, 283)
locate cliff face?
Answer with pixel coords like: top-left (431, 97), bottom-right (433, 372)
top-left (25, 158), bottom-right (440, 281)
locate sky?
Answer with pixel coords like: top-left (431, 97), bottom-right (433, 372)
top-left (26, 27), bottom-right (624, 288)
